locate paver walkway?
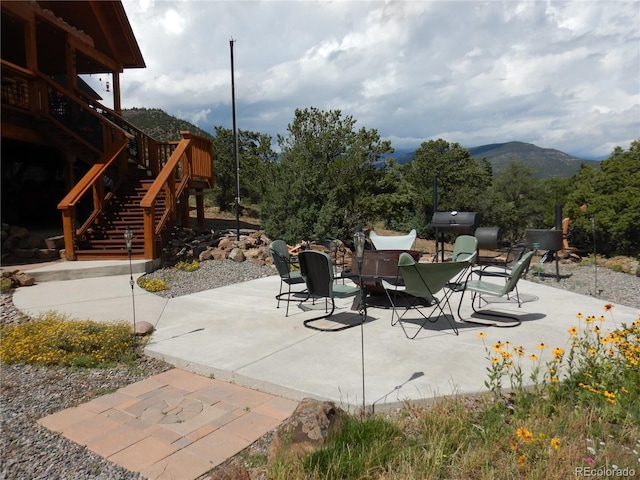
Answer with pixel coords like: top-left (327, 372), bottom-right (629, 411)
top-left (38, 369), bottom-right (298, 480)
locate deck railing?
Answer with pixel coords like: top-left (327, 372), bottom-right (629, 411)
top-left (140, 132), bottom-right (213, 258)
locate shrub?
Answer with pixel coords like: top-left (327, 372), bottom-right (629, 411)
top-left (174, 260), bottom-right (200, 272)
top-left (0, 311), bottom-right (136, 367)
top-left (137, 276), bottom-right (169, 292)
top-left (0, 277), bottom-right (13, 293)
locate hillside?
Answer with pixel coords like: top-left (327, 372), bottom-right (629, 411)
top-left (121, 108), bottom-right (213, 142)
top-left (467, 141), bottom-right (600, 178)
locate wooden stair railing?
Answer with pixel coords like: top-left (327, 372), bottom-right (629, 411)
top-left (57, 141), bottom-right (128, 260)
top-left (141, 132), bottom-right (214, 259)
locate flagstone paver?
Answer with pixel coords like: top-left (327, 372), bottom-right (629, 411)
top-left (38, 368), bottom-right (298, 480)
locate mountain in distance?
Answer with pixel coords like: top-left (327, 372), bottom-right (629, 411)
top-left (121, 108), bottom-right (599, 179)
top-left (385, 141), bottom-right (600, 178)
top-left (467, 142), bottom-right (601, 178)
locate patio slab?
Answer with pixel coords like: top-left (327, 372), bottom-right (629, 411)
top-left (14, 262), bottom-right (639, 479)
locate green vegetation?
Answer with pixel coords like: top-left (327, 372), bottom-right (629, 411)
top-left (136, 276), bottom-right (169, 292)
top-left (1, 277), bottom-right (13, 293)
top-left (173, 259), bottom-right (200, 272)
top-left (267, 310), bottom-right (640, 479)
top-left (121, 107), bottom-right (213, 142)
top-left (0, 312), bottom-right (137, 367)
top-left (209, 126), bottom-right (275, 212)
top-left (261, 107), bottom-right (392, 244)
top-left (564, 142), bottom-right (640, 257)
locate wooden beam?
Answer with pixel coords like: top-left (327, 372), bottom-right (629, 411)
top-left (113, 72), bottom-right (121, 113)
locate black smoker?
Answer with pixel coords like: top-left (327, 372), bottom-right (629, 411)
top-left (430, 211), bottom-right (482, 262)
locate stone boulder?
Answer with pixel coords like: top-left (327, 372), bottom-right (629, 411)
top-left (134, 321), bottom-right (155, 336)
top-left (1, 224), bottom-right (64, 265)
top-left (228, 248), bottom-right (246, 263)
top-left (267, 398), bottom-right (344, 464)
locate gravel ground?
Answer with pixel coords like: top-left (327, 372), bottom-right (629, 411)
top-left (1, 258), bottom-right (638, 480)
top-left (534, 261), bottom-right (640, 310)
top-left (142, 259), bottom-right (277, 298)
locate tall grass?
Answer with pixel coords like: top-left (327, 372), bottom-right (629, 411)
top-left (266, 307), bottom-right (640, 479)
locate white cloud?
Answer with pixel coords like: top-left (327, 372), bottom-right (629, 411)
top-left (159, 9), bottom-right (185, 35)
top-left (110, 0), bottom-right (640, 159)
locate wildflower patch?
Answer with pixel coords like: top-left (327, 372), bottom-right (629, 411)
top-left (0, 312), bottom-right (136, 367)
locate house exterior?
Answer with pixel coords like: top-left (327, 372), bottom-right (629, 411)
top-left (1, 1), bottom-right (214, 261)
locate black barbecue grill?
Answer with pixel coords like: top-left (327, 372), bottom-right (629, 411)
top-left (525, 229), bottom-right (563, 281)
top-left (430, 211), bottom-right (481, 262)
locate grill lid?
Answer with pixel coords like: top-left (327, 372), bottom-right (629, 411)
top-left (430, 211), bottom-right (481, 229)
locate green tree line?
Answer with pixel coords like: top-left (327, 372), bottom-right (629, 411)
top-left (210, 107), bottom-right (640, 257)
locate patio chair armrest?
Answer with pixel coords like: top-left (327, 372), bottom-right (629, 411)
top-left (476, 264), bottom-right (510, 278)
top-left (431, 247), bottom-right (454, 262)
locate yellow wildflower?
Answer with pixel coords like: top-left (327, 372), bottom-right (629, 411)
top-left (550, 437), bottom-right (560, 450)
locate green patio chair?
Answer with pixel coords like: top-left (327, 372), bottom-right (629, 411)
top-left (381, 253), bottom-right (470, 338)
top-left (298, 250), bottom-right (364, 332)
top-left (457, 251), bottom-right (534, 327)
top-left (433, 234), bottom-right (478, 263)
top-left (269, 240), bottom-right (308, 317)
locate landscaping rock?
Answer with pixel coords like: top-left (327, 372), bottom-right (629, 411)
top-left (14, 272), bottom-right (35, 287)
top-left (213, 465), bottom-right (251, 480)
top-left (0, 270), bottom-right (35, 288)
top-left (134, 321), bottom-right (155, 336)
top-left (1, 224), bottom-right (64, 264)
top-left (267, 398), bottom-right (344, 463)
top-left (228, 248), bottom-right (245, 263)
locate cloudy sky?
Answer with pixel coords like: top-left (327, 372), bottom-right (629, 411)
top-left (93, 1), bottom-right (639, 159)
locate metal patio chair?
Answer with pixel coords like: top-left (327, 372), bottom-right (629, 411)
top-left (269, 240), bottom-right (308, 317)
top-left (381, 253), bottom-right (470, 338)
top-left (457, 251), bottom-right (534, 327)
top-left (298, 250), bottom-right (364, 332)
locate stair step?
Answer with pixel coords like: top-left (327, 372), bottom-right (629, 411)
top-left (75, 250), bottom-right (146, 260)
top-left (85, 238), bottom-right (144, 245)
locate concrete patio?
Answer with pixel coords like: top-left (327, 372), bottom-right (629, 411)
top-left (14, 260), bottom-right (639, 413)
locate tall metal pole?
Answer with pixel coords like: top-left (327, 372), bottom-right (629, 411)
top-left (124, 226), bottom-right (136, 351)
top-left (230, 38), bottom-right (240, 240)
top-left (591, 215), bottom-right (599, 295)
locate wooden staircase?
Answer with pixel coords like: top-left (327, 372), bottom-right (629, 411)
top-left (75, 169), bottom-right (159, 259)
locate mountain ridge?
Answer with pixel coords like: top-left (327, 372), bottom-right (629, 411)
top-left (121, 108), bottom-right (601, 179)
